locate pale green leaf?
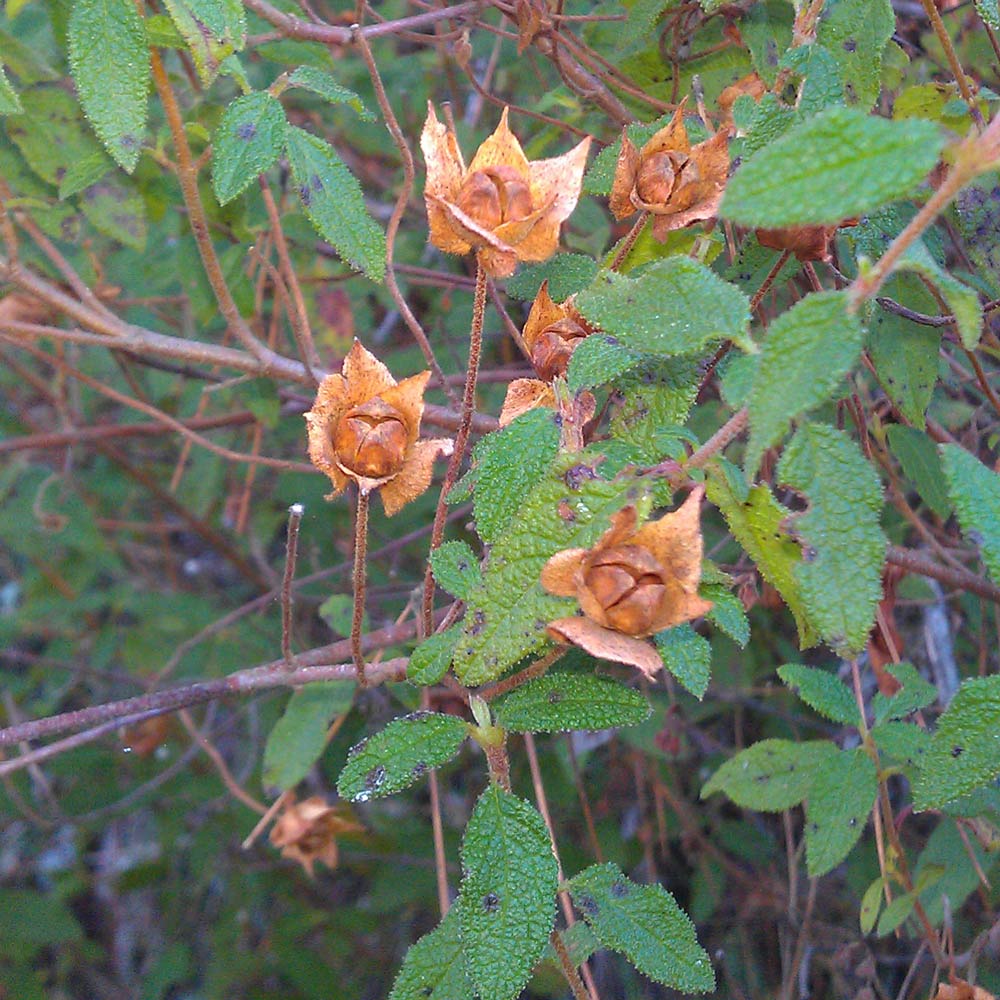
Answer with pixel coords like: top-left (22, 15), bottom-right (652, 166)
top-left (701, 738), bottom-right (838, 811)
top-left (407, 626), bottom-right (461, 686)
top-left (746, 291), bottom-right (864, 474)
top-left (815, 0), bottom-right (894, 111)
top-left (57, 149), bottom-right (113, 200)
top-left (914, 676), bottom-right (1000, 810)
top-left (780, 44), bottom-right (844, 115)
top-left (494, 672), bottom-right (651, 733)
top-left (505, 253), bottom-right (598, 302)
top-left (876, 892), bottom-right (915, 936)
top-left (655, 625), bottom-right (712, 699)
top-left (703, 584), bottom-right (750, 647)
top-left (721, 107), bottom-right (943, 227)
top-left (777, 423), bottom-right (886, 656)
top-left (79, 174), bottom-right (147, 250)
top-left (430, 540), bottom-right (481, 601)
top-left (778, 663), bottom-right (859, 725)
top-left (741, 0), bottom-right (793, 86)
top-left (805, 747), bottom-right (876, 876)
top-left (568, 863), bottom-right (714, 992)
top-left (337, 712), bottom-right (469, 802)
top-left (566, 335), bottom-right (643, 392)
top-left (212, 91), bottom-right (287, 205)
top-left (914, 820), bottom-right (997, 925)
top-left (575, 258), bottom-right (751, 357)
top-left (872, 661), bottom-right (937, 723)
top-left (0, 65), bottom-right (21, 115)
top-left (163, 0), bottom-right (245, 84)
top-left (941, 444), bottom-right (1000, 581)
top-left (68, 0), bottom-right (149, 172)
top-left (458, 786), bottom-right (558, 1000)
top-left (859, 877), bottom-right (884, 934)
top-left (388, 909), bottom-right (474, 1000)
top-left (287, 66), bottom-right (373, 120)
top-left (262, 681), bottom-right (354, 790)
top-left (284, 124), bottom-right (386, 281)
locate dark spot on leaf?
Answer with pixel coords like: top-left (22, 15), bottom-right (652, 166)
top-left (808, 822), bottom-right (819, 833)
top-left (422, 988), bottom-right (432, 997)
top-left (547, 689), bottom-right (564, 705)
top-left (765, 38), bottom-right (779, 66)
top-left (849, 817), bottom-right (857, 826)
top-left (610, 880), bottom-right (629, 898)
top-left (576, 892), bottom-right (599, 916)
top-left (311, 173), bottom-right (324, 191)
top-left (236, 121), bottom-right (257, 141)
top-left (843, 38), bottom-right (857, 53)
top-left (299, 185), bottom-right (311, 206)
top-left (487, 655), bottom-right (498, 667)
top-left (119, 134), bottom-right (138, 149)
top-left (845, 82), bottom-right (857, 103)
top-left (365, 764), bottom-right (386, 790)
top-left (412, 761), bottom-right (428, 778)
top-left (564, 464), bottom-right (599, 490)
top-left (534, 619), bottom-right (549, 630)
top-left (482, 891), bottom-right (500, 913)
top-left (471, 610), bottom-right (486, 636)
top-left (952, 745), bottom-right (964, 757)
top-left (458, 560), bottom-right (469, 572)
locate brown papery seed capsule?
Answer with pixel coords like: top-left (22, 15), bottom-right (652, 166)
top-left (332, 397), bottom-right (408, 480)
top-left (456, 170), bottom-right (503, 230)
top-left (583, 545), bottom-right (667, 636)
top-left (531, 317), bottom-right (589, 382)
top-left (483, 165), bottom-right (534, 223)
top-left (634, 152), bottom-right (678, 206)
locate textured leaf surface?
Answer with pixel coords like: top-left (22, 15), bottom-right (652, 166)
top-left (885, 425), bottom-right (949, 518)
top-left (721, 107), bottom-right (943, 227)
top-left (872, 662), bottom-right (937, 723)
top-left (654, 625), bottom-right (712, 699)
top-left (815, 0), bottom-right (894, 111)
top-left (79, 174), bottom-right (147, 250)
top-left (494, 672), bottom-right (650, 732)
top-left (778, 664), bottom-right (859, 725)
top-left (978, 0), bottom-right (1000, 30)
top-left (746, 292), bottom-right (864, 474)
top-left (706, 467), bottom-right (816, 646)
top-left (212, 91), bottom-right (287, 204)
top-left (703, 585), bottom-right (749, 647)
top-left (430, 540), bottom-right (481, 600)
top-left (458, 787), bottom-right (558, 1000)
top-left (942, 445), bottom-right (1000, 581)
top-left (388, 909), bottom-right (473, 1000)
top-left (505, 253), bottom-right (599, 302)
top-left (57, 149), bottom-right (113, 200)
top-left (914, 676), bottom-right (1000, 810)
top-left (262, 682), bottom-right (354, 790)
top-left (163, 0), bottom-right (245, 84)
top-left (285, 125), bottom-right (386, 282)
top-left (702, 738), bottom-right (837, 811)
top-left (337, 712), bottom-right (468, 801)
top-left (454, 452), bottom-right (641, 685)
top-left (872, 720), bottom-right (930, 777)
top-left (777, 424), bottom-right (885, 656)
top-left (568, 863), bottom-right (714, 992)
top-left (0, 66), bottom-right (21, 115)
top-left (68, 0), bottom-right (149, 172)
top-left (566, 335), bottom-right (642, 392)
top-left (914, 820), bottom-right (997, 926)
top-left (575, 258), bottom-right (751, 357)
top-left (407, 626), bottom-right (461, 686)
top-left (805, 747), bottom-right (876, 876)
top-left (287, 66), bottom-right (373, 119)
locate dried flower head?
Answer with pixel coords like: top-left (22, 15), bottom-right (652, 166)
top-left (609, 100), bottom-right (729, 241)
top-left (269, 796), bottom-right (363, 877)
top-left (421, 104), bottom-right (591, 277)
top-left (305, 340), bottom-right (453, 516)
top-left (540, 489), bottom-right (712, 678)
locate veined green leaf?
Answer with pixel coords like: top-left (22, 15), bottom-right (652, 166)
top-left (430, 540), bottom-right (481, 601)
top-left (746, 291), bottom-right (864, 474)
top-left (703, 584), bottom-right (750, 647)
top-left (872, 662), bottom-right (937, 723)
top-left (805, 747), bottom-right (876, 876)
top-left (777, 424), bottom-right (885, 656)
top-left (655, 625), bottom-right (712, 699)
top-left (941, 445), bottom-right (1000, 581)
top-left (815, 0), bottom-right (894, 111)
top-left (721, 107), bottom-right (943, 227)
top-left (57, 149), bottom-right (113, 200)
top-left (212, 91), bottom-right (287, 205)
top-left (285, 126), bottom-right (386, 282)
top-left (457, 786), bottom-right (558, 1000)
top-left (0, 65), bottom-right (21, 115)
top-left (407, 626), bottom-right (461, 686)
top-left (68, 0), bottom-right (149, 172)
top-left (337, 712), bottom-right (468, 801)
top-left (778, 663), bottom-right (859, 725)
top-left (568, 863), bottom-right (714, 992)
top-left (976, 0), bottom-right (1000, 31)
top-left (388, 909), bottom-right (474, 1000)
top-left (567, 335), bottom-right (644, 392)
top-left (163, 0), bottom-right (245, 84)
top-left (504, 253), bottom-right (598, 302)
top-left (287, 66), bottom-right (373, 120)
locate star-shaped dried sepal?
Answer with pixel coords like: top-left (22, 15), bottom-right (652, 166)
top-left (269, 796), bottom-right (364, 878)
top-left (540, 489), bottom-right (713, 678)
top-left (305, 341), bottom-right (453, 516)
top-left (609, 100), bottom-right (729, 241)
top-left (421, 104), bottom-right (591, 278)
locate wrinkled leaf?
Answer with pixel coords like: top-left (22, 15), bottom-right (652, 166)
top-left (872, 661), bottom-right (937, 723)
top-left (287, 66), bottom-right (373, 120)
top-left (0, 65), bottom-right (21, 115)
top-left (388, 909), bottom-right (474, 1000)
top-left (942, 445), bottom-right (1000, 581)
top-left (814, 0), bottom-right (894, 111)
top-left (430, 540), bottom-right (481, 601)
top-left (212, 91), bottom-right (287, 204)
top-left (654, 624), bottom-right (712, 699)
top-left (805, 747), bottom-right (876, 876)
top-left (778, 663), bottom-right (859, 725)
top-left (407, 626), bottom-right (462, 686)
top-left (566, 335), bottom-right (643, 392)
top-left (702, 584), bottom-right (750, 647)
top-left (885, 425), bottom-right (950, 518)
top-left (505, 253), bottom-right (599, 302)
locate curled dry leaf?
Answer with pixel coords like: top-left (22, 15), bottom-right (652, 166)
top-left (269, 796), bottom-right (364, 877)
top-left (305, 340), bottom-right (453, 516)
top-left (541, 488), bottom-right (713, 678)
top-left (610, 98), bottom-right (729, 241)
top-left (421, 104), bottom-right (591, 277)
top-left (934, 980), bottom-right (996, 1000)
top-left (755, 216), bottom-right (859, 262)
top-left (717, 72), bottom-right (767, 129)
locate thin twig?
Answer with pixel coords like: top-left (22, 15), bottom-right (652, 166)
top-left (282, 504), bottom-right (304, 667)
top-left (352, 491), bottom-right (371, 685)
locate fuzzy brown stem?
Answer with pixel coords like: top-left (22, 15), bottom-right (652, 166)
top-left (281, 504), bottom-right (303, 667)
top-left (609, 211), bottom-right (649, 271)
top-left (352, 491), bottom-right (371, 685)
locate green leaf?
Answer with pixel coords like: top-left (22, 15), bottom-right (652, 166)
top-left (388, 909), bottom-right (474, 1000)
top-left (494, 672), bottom-right (651, 732)
top-left (337, 712), bottom-right (469, 802)
top-left (876, 891), bottom-right (915, 936)
top-left (262, 681), bottom-right (354, 790)
top-left (706, 467), bottom-right (816, 647)
top-left (702, 738), bottom-right (838, 811)
top-left (776, 423), bottom-right (886, 656)
top-left (57, 149), bottom-right (113, 200)
top-left (914, 820), bottom-right (997, 926)
top-left (703, 584), bottom-right (750, 647)
top-left (68, 0), bottom-right (149, 173)
top-left (284, 125), bottom-right (386, 282)
top-left (885, 425), bottom-right (950, 521)
top-left (941, 445), bottom-right (1000, 581)
top-left (741, 0), bottom-right (793, 86)
top-left (453, 452), bottom-right (644, 685)
top-left (778, 663), bottom-right (859, 725)
top-left (467, 409), bottom-right (561, 546)
top-left (616, 0), bottom-right (684, 50)
top-left (976, 0), bottom-right (1000, 31)
top-left (163, 0), bottom-right (246, 85)
top-left (914, 676), bottom-right (1000, 810)
top-left (0, 65), bottom-right (21, 115)
top-left (212, 91), bottom-right (288, 205)
top-left (505, 253), bottom-right (599, 302)
top-left (575, 258), bottom-right (751, 357)
top-left (859, 877), bottom-right (884, 934)
top-left (814, 0), bottom-right (894, 111)
top-left (720, 107), bottom-right (944, 227)
top-left (408, 626), bottom-right (462, 686)
top-left (79, 174), bottom-right (147, 250)
top-left (804, 747), bottom-right (876, 876)
top-left (430, 540), bottom-right (481, 600)
top-left (566, 335), bottom-right (643, 392)
top-left (287, 66), bottom-right (373, 120)
top-left (318, 593), bottom-right (361, 637)
top-left (872, 661), bottom-right (937, 723)
top-left (0, 889), bottom-right (83, 959)
top-left (779, 43), bottom-right (845, 115)
top-left (655, 625), bottom-right (712, 699)
top-left (955, 173), bottom-right (1000, 293)
top-left (457, 786), bottom-right (558, 1000)
top-left (746, 291), bottom-right (864, 474)
top-left (872, 720), bottom-right (930, 775)
top-left (568, 863), bottom-right (714, 992)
